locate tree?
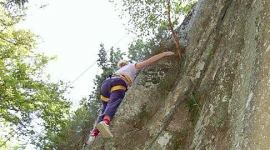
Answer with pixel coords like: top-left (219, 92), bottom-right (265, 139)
top-left (127, 30), bottom-right (169, 62)
top-left (128, 39), bottom-right (154, 61)
top-left (93, 44), bottom-right (125, 101)
top-left (1, 0), bottom-right (28, 8)
top-left (109, 47), bottom-right (126, 71)
top-left (112, 0), bottom-right (196, 57)
top-left (97, 43), bottom-right (108, 70)
top-left (0, 3), bottom-right (71, 148)
top-left (43, 97), bottom-right (95, 149)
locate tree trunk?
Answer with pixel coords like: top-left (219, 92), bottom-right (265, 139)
top-left (166, 0), bottom-right (182, 58)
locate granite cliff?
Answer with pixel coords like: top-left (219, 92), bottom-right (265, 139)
top-left (88, 0), bottom-right (270, 149)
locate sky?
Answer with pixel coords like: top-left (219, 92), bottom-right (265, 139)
top-left (20, 0), bottom-right (134, 109)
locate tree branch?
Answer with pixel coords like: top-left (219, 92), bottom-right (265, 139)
top-left (166, 0), bottom-right (182, 58)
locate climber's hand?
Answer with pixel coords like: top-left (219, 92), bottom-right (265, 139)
top-left (163, 51), bottom-right (175, 56)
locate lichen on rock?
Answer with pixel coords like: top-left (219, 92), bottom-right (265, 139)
top-left (89, 0), bottom-right (270, 149)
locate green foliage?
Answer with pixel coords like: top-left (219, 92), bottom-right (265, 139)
top-left (93, 44), bottom-right (125, 101)
top-left (109, 47), bottom-right (125, 71)
top-left (44, 98), bottom-right (95, 149)
top-left (0, 4), bottom-right (71, 149)
top-left (129, 39), bottom-right (148, 61)
top-left (1, 0), bottom-right (28, 8)
top-left (0, 0), bottom-right (28, 17)
top-left (9, 0), bottom-right (28, 6)
top-left (127, 28), bottom-right (170, 61)
top-left (97, 44), bottom-right (108, 70)
top-left (113, 0), bottom-right (197, 38)
top-left (186, 93), bottom-right (201, 125)
top-left (128, 39), bottom-right (155, 61)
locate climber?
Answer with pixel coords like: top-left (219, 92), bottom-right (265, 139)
top-left (86, 51), bottom-right (175, 145)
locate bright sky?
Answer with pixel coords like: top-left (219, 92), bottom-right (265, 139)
top-left (20, 0), bottom-right (134, 109)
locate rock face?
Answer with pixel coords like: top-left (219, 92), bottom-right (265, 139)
top-left (90, 0), bottom-right (270, 149)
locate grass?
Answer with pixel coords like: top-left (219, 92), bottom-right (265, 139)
top-left (186, 93), bottom-right (201, 125)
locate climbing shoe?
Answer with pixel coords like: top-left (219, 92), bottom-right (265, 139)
top-left (86, 129), bottom-right (99, 145)
top-left (91, 128), bottom-right (100, 137)
top-left (96, 121), bottom-right (113, 138)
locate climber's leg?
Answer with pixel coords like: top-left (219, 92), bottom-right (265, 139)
top-left (103, 90), bottom-right (125, 120)
top-left (96, 102), bottom-right (107, 124)
top-left (97, 77), bottom-right (127, 138)
top-left (87, 78), bottom-right (111, 143)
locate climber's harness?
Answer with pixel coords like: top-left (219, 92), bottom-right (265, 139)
top-left (100, 75), bottom-right (128, 102)
top-left (112, 73), bottom-right (132, 86)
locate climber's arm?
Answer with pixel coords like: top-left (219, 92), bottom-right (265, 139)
top-left (135, 51), bottom-right (175, 70)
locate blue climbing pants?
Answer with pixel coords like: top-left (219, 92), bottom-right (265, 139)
top-left (96, 77), bottom-right (127, 123)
